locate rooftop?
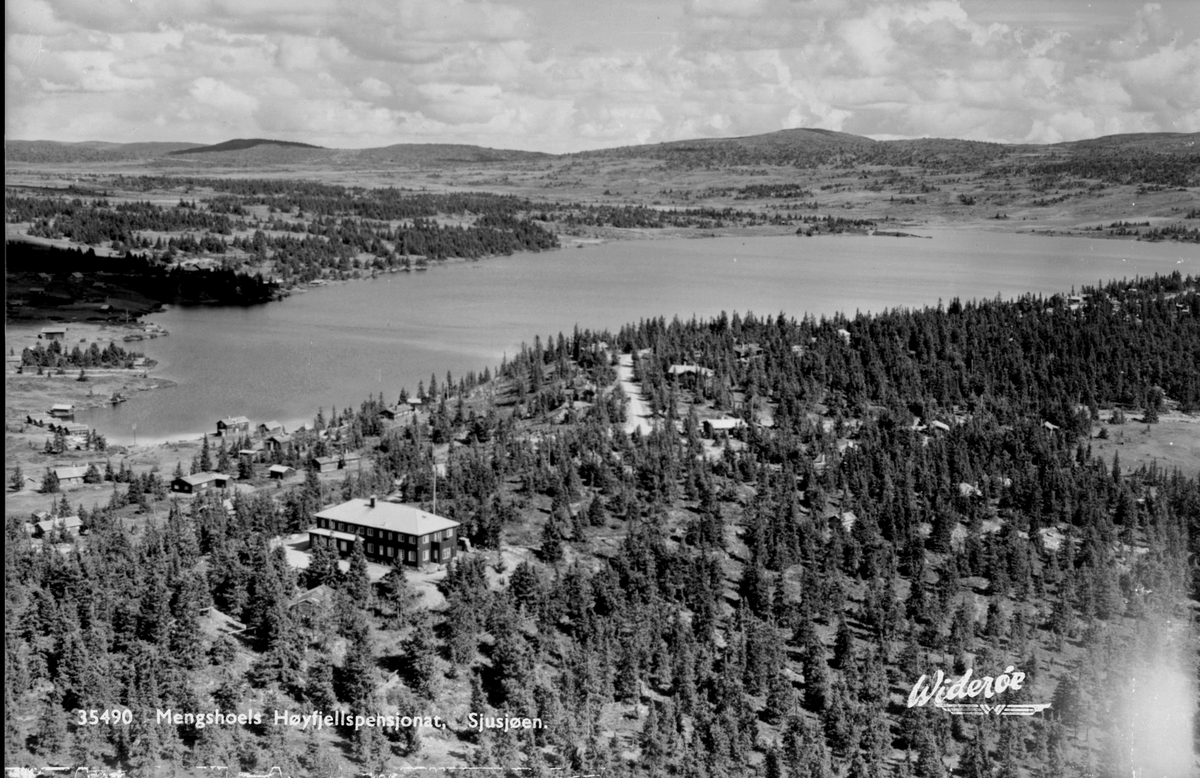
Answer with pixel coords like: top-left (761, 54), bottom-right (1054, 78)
top-left (36, 515), bottom-right (82, 533)
top-left (178, 472), bottom-right (230, 486)
top-left (315, 498), bottom-right (460, 536)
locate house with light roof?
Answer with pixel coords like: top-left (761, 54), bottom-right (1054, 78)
top-left (309, 496), bottom-right (460, 567)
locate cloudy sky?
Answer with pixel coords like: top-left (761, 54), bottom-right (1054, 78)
top-left (6, 0), bottom-right (1199, 152)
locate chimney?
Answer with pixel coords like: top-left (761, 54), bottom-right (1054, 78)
top-left (369, 495), bottom-right (377, 508)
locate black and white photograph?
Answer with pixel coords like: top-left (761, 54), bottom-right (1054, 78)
top-left (5, 0), bottom-right (1200, 776)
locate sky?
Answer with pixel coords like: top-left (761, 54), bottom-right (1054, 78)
top-left (5, 0), bottom-right (1199, 153)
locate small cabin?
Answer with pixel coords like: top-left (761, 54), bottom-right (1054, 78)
top-left (33, 515), bottom-right (82, 538)
top-left (49, 404), bottom-right (75, 419)
top-left (310, 456), bottom-right (339, 473)
top-left (703, 417), bottom-right (746, 437)
top-left (39, 327), bottom-right (68, 341)
top-left (53, 466), bottom-right (89, 486)
top-left (257, 421), bottom-right (285, 437)
top-left (171, 472), bottom-right (231, 494)
top-left (269, 465), bottom-right (295, 480)
top-left (265, 433), bottom-right (293, 453)
top-left (216, 416), bottom-right (251, 436)
top-left (668, 364), bottom-right (714, 379)
top-left (288, 584), bottom-right (335, 623)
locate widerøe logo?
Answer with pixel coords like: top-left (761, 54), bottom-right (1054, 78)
top-left (907, 665), bottom-right (1052, 716)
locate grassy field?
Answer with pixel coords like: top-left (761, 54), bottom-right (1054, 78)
top-left (1090, 411), bottom-right (1200, 475)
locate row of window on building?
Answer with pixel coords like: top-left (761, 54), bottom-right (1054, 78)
top-left (315, 518), bottom-right (453, 545)
top-left (315, 534), bottom-right (444, 563)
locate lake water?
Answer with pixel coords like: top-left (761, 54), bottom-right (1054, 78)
top-left (77, 229), bottom-right (1195, 444)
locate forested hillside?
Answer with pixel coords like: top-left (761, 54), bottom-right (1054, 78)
top-left (5, 274), bottom-right (1198, 777)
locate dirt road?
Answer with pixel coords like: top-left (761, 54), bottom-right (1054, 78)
top-left (617, 353), bottom-right (654, 436)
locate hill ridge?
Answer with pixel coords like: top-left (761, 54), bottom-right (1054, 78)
top-left (168, 138), bottom-right (324, 155)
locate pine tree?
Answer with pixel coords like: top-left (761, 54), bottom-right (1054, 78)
top-left (832, 618), bottom-right (856, 670)
top-left (33, 686), bottom-right (67, 757)
top-left (306, 538), bottom-right (340, 589)
top-left (378, 556), bottom-right (416, 626)
top-left (346, 537), bottom-right (372, 609)
top-left (199, 434), bottom-right (212, 472)
top-left (540, 516), bottom-right (564, 564)
top-left (404, 613), bottom-right (441, 700)
top-left (305, 654), bottom-right (337, 711)
top-left (764, 668), bottom-right (797, 724)
top-left (339, 621), bottom-right (376, 705)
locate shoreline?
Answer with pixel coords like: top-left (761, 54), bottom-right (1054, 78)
top-left (7, 214), bottom-right (1193, 326)
top-left (6, 228), bottom-right (1194, 483)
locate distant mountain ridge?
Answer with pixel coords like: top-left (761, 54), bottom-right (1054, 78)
top-left (4, 140), bottom-right (203, 164)
top-left (6, 130), bottom-right (1198, 167)
top-left (168, 138), bottom-right (324, 155)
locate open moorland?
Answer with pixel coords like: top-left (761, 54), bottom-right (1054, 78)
top-left (6, 130), bottom-right (1198, 324)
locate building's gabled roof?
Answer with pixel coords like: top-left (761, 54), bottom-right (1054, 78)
top-left (178, 472), bottom-right (230, 486)
top-left (51, 404), bottom-right (75, 412)
top-left (218, 416), bottom-right (251, 426)
top-left (669, 364), bottom-right (714, 377)
top-left (288, 584), bottom-right (335, 610)
top-left (54, 466), bottom-right (89, 480)
top-left (267, 433), bottom-right (293, 444)
top-left (315, 498), bottom-right (460, 536)
top-left (269, 464), bottom-right (294, 474)
top-left (704, 417), bottom-right (745, 430)
top-left (36, 515), bottom-right (82, 534)
top-left (259, 420), bottom-right (283, 430)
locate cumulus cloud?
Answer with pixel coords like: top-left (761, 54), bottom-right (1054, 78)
top-left (4, 0), bottom-right (1199, 150)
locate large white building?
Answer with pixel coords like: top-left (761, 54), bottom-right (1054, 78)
top-left (309, 497), bottom-right (461, 567)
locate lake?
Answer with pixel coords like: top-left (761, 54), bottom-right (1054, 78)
top-left (78, 229), bottom-right (1195, 444)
